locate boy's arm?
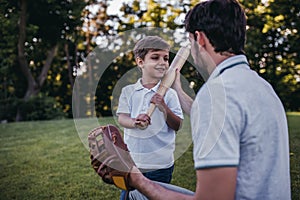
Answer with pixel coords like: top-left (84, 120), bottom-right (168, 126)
top-left (150, 93), bottom-right (182, 131)
top-left (118, 113), bottom-right (151, 129)
top-left (165, 107), bottom-right (183, 131)
top-left (118, 113), bottom-right (136, 128)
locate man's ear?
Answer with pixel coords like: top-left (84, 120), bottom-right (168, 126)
top-left (136, 57), bottom-right (144, 68)
top-left (195, 31), bottom-right (206, 47)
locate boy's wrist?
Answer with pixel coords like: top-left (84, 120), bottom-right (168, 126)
top-left (132, 118), bottom-right (137, 128)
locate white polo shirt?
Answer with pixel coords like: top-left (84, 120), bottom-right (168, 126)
top-left (117, 79), bottom-right (183, 169)
top-left (191, 55), bottom-right (291, 199)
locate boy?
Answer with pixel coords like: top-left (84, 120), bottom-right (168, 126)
top-left (116, 36), bottom-right (183, 199)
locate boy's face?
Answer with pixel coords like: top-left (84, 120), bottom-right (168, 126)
top-left (137, 49), bottom-right (169, 82)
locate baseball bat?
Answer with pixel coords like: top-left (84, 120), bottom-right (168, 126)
top-left (146, 45), bottom-right (190, 117)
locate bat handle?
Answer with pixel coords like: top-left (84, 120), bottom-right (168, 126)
top-left (146, 103), bottom-right (156, 117)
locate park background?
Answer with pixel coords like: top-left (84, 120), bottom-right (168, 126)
top-left (0, 0), bottom-right (299, 199)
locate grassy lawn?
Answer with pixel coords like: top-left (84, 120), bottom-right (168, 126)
top-left (0, 113), bottom-right (299, 200)
top-left (288, 112), bottom-right (300, 199)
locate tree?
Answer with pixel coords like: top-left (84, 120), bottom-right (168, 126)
top-left (0, 1), bottom-right (20, 121)
top-left (2, 0), bottom-right (299, 121)
top-left (15, 0), bottom-right (86, 121)
top-left (88, 0), bottom-right (200, 117)
top-left (242, 0), bottom-right (300, 111)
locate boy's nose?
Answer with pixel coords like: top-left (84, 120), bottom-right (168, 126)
top-left (159, 57), bottom-right (168, 65)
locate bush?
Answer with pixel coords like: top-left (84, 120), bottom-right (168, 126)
top-left (18, 95), bottom-right (66, 121)
top-left (0, 97), bottom-right (18, 122)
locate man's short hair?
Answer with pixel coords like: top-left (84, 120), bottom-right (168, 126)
top-left (185, 0), bottom-right (246, 55)
top-left (133, 36), bottom-right (170, 59)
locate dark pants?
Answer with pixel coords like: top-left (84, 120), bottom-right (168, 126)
top-left (120, 165), bottom-right (174, 200)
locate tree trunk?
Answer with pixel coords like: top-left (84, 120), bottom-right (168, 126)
top-left (37, 44), bottom-right (58, 89)
top-left (64, 43), bottom-right (74, 88)
top-left (17, 0), bottom-right (37, 101)
top-left (16, 0), bottom-right (30, 121)
top-left (16, 0), bottom-right (58, 121)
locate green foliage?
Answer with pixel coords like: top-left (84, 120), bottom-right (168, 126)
top-left (0, 1), bottom-right (19, 103)
top-left (18, 94), bottom-right (66, 121)
top-left (0, 98), bottom-right (19, 122)
top-left (1, 0), bottom-right (299, 121)
top-left (242, 0), bottom-right (300, 111)
top-left (0, 0), bottom-right (87, 121)
top-left (85, 0), bottom-right (200, 116)
top-left (82, 0), bottom-right (300, 117)
top-left (27, 0), bottom-right (86, 44)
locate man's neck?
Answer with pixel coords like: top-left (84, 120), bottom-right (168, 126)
top-left (213, 52), bottom-right (235, 66)
top-left (203, 52), bottom-right (235, 81)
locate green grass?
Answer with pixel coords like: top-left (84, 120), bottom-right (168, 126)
top-left (288, 112), bottom-right (300, 200)
top-left (0, 113), bottom-right (299, 199)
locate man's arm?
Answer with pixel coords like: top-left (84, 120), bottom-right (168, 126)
top-left (129, 166), bottom-right (237, 200)
top-left (129, 167), bottom-right (194, 200)
top-left (150, 93), bottom-right (182, 131)
top-left (172, 69), bottom-right (194, 116)
top-left (194, 167), bottom-right (237, 200)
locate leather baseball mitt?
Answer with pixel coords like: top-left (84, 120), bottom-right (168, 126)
top-left (88, 124), bottom-right (135, 191)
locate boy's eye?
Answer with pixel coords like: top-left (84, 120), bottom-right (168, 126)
top-left (150, 56), bottom-right (169, 61)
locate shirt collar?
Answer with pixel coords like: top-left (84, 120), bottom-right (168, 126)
top-left (134, 78), bottom-right (161, 92)
top-left (208, 55), bottom-right (249, 81)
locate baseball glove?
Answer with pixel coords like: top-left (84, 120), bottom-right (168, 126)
top-left (88, 124), bottom-right (135, 191)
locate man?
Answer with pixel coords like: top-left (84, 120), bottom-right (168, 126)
top-left (127, 0), bottom-right (291, 199)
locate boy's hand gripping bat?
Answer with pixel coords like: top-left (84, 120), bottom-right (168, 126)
top-left (146, 46), bottom-right (190, 117)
